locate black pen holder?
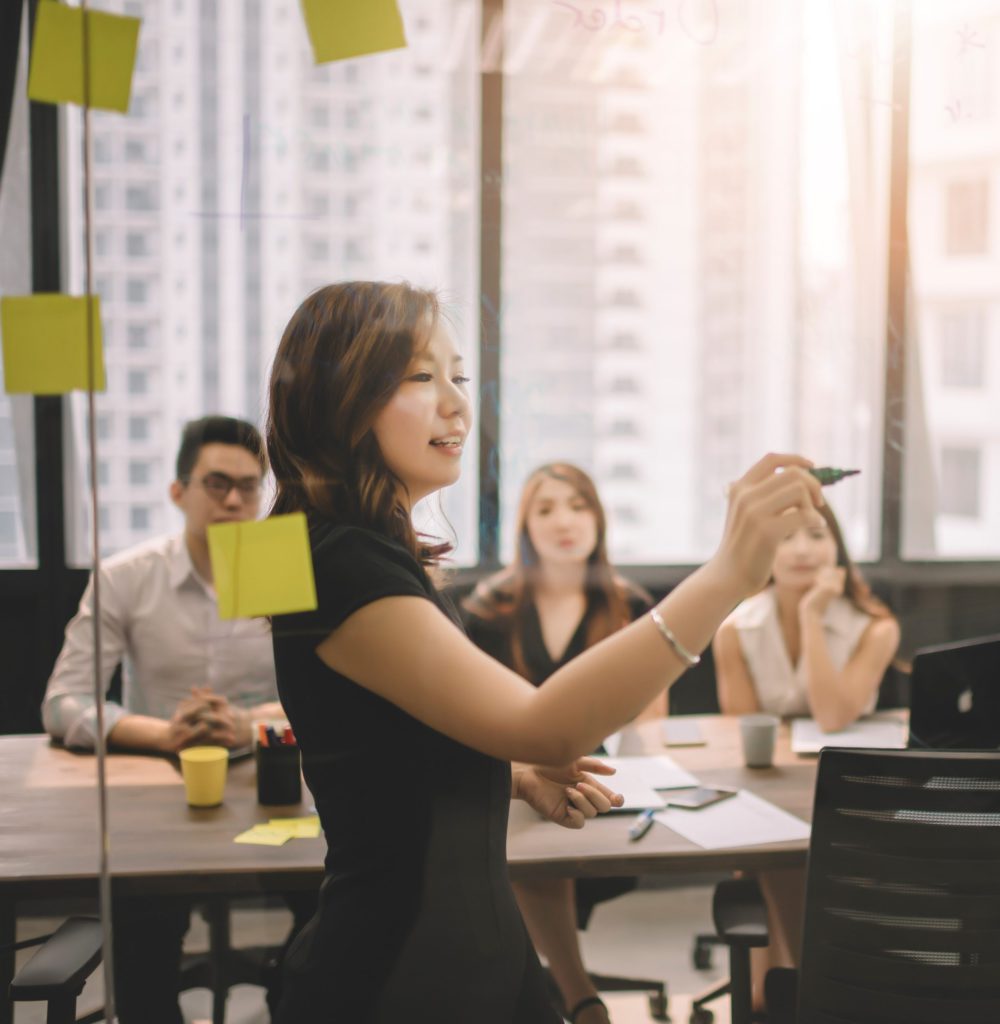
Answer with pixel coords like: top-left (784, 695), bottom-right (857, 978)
top-left (255, 742), bottom-right (302, 805)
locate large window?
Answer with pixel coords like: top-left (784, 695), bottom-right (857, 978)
top-left (498, 0), bottom-right (891, 563)
top-left (64, 0), bottom-right (481, 564)
top-left (0, 13), bottom-right (37, 568)
top-left (906, 0), bottom-right (1000, 558)
top-left (6, 0), bottom-right (998, 574)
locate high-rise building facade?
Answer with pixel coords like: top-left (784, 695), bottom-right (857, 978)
top-left (65, 0), bottom-right (480, 561)
top-left (908, 0), bottom-right (1000, 557)
top-left (61, 0), bottom-right (889, 567)
top-left (499, 0), bottom-right (877, 563)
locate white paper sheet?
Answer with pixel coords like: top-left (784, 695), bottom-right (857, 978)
top-left (790, 716), bottom-right (908, 754)
top-left (654, 790), bottom-right (810, 849)
top-left (598, 755), bottom-right (700, 811)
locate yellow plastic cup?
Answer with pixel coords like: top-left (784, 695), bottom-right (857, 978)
top-left (179, 746), bottom-right (229, 807)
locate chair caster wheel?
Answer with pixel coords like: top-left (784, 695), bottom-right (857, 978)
top-left (689, 1009), bottom-right (714, 1024)
top-left (692, 941), bottom-right (714, 971)
top-left (648, 990), bottom-right (670, 1020)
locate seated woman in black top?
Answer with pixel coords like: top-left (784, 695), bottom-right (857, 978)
top-left (464, 463), bottom-right (661, 1024)
top-left (265, 280), bottom-right (826, 1023)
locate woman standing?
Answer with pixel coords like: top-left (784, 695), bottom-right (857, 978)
top-left (265, 280), bottom-right (825, 1023)
top-left (464, 463), bottom-right (662, 1024)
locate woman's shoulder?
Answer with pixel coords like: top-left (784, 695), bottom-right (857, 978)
top-left (273, 521), bottom-right (435, 638)
top-left (461, 603), bottom-right (512, 646)
top-left (310, 520), bottom-right (420, 568)
top-left (459, 574), bottom-right (515, 657)
top-left (306, 521), bottom-right (434, 599)
top-left (460, 568), bottom-right (516, 620)
top-left (723, 587), bottom-right (775, 631)
top-left (826, 594), bottom-right (878, 636)
top-left (616, 577), bottom-right (654, 619)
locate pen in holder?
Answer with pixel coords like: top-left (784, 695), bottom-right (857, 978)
top-left (255, 724), bottom-right (302, 805)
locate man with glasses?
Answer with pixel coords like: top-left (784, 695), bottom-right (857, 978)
top-left (42, 415), bottom-right (303, 1023)
top-left (43, 415), bottom-right (280, 753)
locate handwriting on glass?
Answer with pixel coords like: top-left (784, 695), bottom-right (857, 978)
top-left (956, 22), bottom-right (985, 56)
top-left (551, 0), bottom-right (718, 45)
top-left (945, 98), bottom-right (967, 123)
top-left (945, 22), bottom-right (988, 123)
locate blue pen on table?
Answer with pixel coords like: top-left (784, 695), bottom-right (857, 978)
top-left (628, 807), bottom-right (657, 843)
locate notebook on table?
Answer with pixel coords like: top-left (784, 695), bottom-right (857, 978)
top-left (790, 715), bottom-right (908, 755)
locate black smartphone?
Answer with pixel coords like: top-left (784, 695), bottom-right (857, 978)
top-left (665, 786), bottom-right (737, 810)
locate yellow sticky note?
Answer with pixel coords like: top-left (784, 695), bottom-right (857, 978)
top-left (234, 825), bottom-right (292, 847)
top-left (300, 0), bottom-right (406, 64)
top-left (28, 2), bottom-right (141, 113)
top-left (0, 294), bottom-right (106, 395)
top-left (208, 513), bottom-right (318, 620)
top-left (268, 816), bottom-right (321, 838)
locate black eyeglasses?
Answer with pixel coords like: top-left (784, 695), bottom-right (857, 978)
top-left (193, 472), bottom-right (262, 501)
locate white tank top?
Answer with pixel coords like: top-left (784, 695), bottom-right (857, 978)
top-left (725, 587), bottom-right (876, 718)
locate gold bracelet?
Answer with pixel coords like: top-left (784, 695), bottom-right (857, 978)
top-left (649, 607), bottom-right (701, 668)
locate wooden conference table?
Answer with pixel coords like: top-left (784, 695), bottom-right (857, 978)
top-left (0, 716), bottom-right (827, 1020)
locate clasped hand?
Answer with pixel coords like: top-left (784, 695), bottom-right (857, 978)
top-left (516, 757), bottom-right (624, 830)
top-left (164, 687), bottom-right (251, 752)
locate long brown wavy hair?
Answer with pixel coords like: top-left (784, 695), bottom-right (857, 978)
top-left (266, 281), bottom-right (450, 565)
top-left (463, 463), bottom-right (648, 681)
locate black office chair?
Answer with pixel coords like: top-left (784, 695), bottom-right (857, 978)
top-left (687, 878), bottom-right (768, 1024)
top-left (8, 916), bottom-right (103, 1024)
top-left (8, 900), bottom-right (280, 1024)
top-left (573, 878), bottom-right (669, 1021)
top-left (179, 897), bottom-right (284, 1024)
top-left (690, 660), bottom-right (911, 1016)
top-left (713, 747), bottom-right (1000, 1024)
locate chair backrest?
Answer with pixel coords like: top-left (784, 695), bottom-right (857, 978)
top-left (667, 643), bottom-right (720, 715)
top-left (797, 748), bottom-right (1000, 1024)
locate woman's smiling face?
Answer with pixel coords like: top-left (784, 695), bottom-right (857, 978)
top-left (371, 322), bottom-right (471, 507)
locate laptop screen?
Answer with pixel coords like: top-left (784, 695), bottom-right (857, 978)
top-left (908, 634), bottom-right (1000, 749)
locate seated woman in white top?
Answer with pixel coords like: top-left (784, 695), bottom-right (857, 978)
top-left (712, 502), bottom-right (900, 1007)
top-left (714, 502), bottom-right (899, 733)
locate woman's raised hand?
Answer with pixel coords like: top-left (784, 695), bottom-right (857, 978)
top-left (714, 453), bottom-right (825, 597)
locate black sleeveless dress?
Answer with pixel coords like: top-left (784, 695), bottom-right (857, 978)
top-left (463, 589), bottom-right (652, 928)
top-left (271, 522), bottom-right (560, 1024)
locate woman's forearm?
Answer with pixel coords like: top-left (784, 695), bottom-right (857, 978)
top-left (800, 612), bottom-right (859, 732)
top-left (527, 559), bottom-right (743, 764)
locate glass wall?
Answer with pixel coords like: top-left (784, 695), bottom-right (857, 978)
top-left (16, 0), bottom-right (1000, 570)
top-left (499, 0), bottom-right (893, 563)
top-left (905, 0), bottom-right (1000, 558)
top-left (63, 0), bottom-right (481, 565)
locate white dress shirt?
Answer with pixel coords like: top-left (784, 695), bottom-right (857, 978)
top-left (42, 533), bottom-right (277, 749)
top-left (725, 586), bottom-right (876, 718)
